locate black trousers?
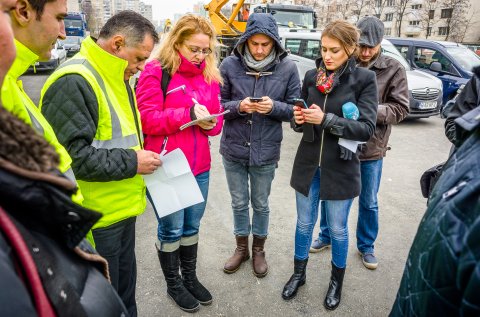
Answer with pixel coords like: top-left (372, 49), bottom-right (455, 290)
top-left (93, 217), bottom-right (137, 317)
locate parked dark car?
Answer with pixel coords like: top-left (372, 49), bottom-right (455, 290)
top-left (29, 40), bottom-right (67, 73)
top-left (60, 36), bottom-right (83, 57)
top-left (388, 38), bottom-right (480, 105)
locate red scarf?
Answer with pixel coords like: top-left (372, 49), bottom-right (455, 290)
top-left (316, 64), bottom-right (335, 94)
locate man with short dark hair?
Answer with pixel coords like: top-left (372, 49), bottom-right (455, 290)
top-left (0, 0), bottom-right (84, 202)
top-left (40, 10), bottom-right (161, 316)
top-left (311, 16), bottom-right (409, 270)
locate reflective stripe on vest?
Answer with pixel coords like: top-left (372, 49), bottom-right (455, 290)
top-left (25, 107), bottom-right (44, 135)
top-left (63, 167), bottom-right (77, 183)
top-left (25, 106), bottom-right (76, 183)
top-left (58, 59), bottom-right (139, 150)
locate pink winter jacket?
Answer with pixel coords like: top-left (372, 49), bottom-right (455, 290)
top-left (136, 56), bottom-right (223, 176)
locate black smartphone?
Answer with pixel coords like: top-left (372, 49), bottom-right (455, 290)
top-left (249, 97), bottom-right (263, 102)
top-left (294, 98), bottom-right (308, 109)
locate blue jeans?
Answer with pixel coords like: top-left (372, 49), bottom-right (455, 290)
top-left (357, 159), bottom-right (383, 254)
top-left (92, 217), bottom-right (137, 317)
top-left (317, 159), bottom-right (382, 255)
top-left (154, 171), bottom-right (210, 242)
top-left (222, 157), bottom-right (276, 237)
top-left (295, 168), bottom-right (353, 268)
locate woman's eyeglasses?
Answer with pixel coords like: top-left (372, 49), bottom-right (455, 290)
top-left (185, 45), bottom-right (212, 56)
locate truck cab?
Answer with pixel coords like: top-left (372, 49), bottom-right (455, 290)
top-left (250, 3), bottom-right (317, 30)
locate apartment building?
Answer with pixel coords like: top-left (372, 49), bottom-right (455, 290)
top-left (301, 0), bottom-right (479, 44)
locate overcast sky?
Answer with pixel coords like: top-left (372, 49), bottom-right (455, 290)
top-left (142, 0), bottom-right (208, 21)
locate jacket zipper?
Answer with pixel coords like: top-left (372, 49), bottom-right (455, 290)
top-left (318, 94), bottom-right (328, 167)
top-left (248, 76), bottom-right (259, 164)
top-left (191, 89), bottom-right (198, 171)
top-left (125, 82), bottom-right (143, 149)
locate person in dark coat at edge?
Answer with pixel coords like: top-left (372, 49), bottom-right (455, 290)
top-left (445, 66), bottom-right (480, 148)
top-left (0, 1), bottom-right (129, 316)
top-left (219, 13), bottom-right (301, 278)
top-left (390, 66), bottom-right (480, 317)
top-left (310, 16), bottom-right (409, 271)
top-left (282, 20), bottom-right (378, 310)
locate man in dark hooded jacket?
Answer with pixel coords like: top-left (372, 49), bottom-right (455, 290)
top-left (220, 13), bottom-right (301, 277)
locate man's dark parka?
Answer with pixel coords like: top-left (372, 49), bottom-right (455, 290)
top-left (219, 13), bottom-right (301, 166)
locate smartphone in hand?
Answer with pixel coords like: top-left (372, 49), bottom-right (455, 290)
top-left (249, 97), bottom-right (263, 102)
top-left (294, 98), bottom-right (308, 109)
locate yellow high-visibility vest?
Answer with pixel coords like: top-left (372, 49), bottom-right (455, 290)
top-left (1, 40), bottom-right (83, 205)
top-left (40, 37), bottom-right (146, 229)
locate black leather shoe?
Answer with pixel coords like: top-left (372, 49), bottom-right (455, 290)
top-left (324, 262), bottom-right (346, 310)
top-left (282, 258), bottom-right (308, 300)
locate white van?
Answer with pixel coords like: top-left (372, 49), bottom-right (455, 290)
top-left (279, 31), bottom-right (444, 118)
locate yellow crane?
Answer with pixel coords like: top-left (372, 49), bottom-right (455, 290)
top-left (204, 0), bottom-right (249, 37)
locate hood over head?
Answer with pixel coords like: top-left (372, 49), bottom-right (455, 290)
top-left (234, 13), bottom-right (287, 61)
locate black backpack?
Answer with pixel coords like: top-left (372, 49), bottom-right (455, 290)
top-left (134, 66), bottom-right (171, 99)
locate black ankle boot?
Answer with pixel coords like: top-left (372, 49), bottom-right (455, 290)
top-left (282, 258), bottom-right (308, 300)
top-left (324, 262), bottom-right (346, 310)
top-left (157, 247), bottom-right (200, 313)
top-left (180, 243), bottom-right (213, 305)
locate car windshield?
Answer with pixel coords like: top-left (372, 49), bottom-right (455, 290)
top-left (273, 10), bottom-right (314, 29)
top-left (381, 40), bottom-right (411, 70)
top-left (446, 46), bottom-right (480, 73)
top-left (61, 37), bottom-right (82, 45)
top-left (65, 19), bottom-right (83, 29)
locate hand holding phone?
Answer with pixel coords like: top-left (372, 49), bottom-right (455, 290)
top-left (294, 98), bottom-right (308, 109)
top-left (249, 97), bottom-right (263, 103)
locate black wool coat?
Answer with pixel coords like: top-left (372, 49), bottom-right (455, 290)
top-left (290, 57), bottom-right (378, 200)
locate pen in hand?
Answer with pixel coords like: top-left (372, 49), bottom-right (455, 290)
top-left (160, 137), bottom-right (168, 156)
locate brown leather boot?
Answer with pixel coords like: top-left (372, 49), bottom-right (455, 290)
top-left (224, 236), bottom-right (249, 273)
top-left (252, 235), bottom-right (268, 277)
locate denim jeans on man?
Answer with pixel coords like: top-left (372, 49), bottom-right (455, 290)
top-left (92, 217), bottom-right (138, 317)
top-left (153, 171), bottom-right (210, 243)
top-left (296, 168), bottom-right (353, 268)
top-left (222, 157), bottom-right (276, 237)
top-left (317, 159), bottom-right (382, 255)
top-left (357, 159), bottom-right (382, 254)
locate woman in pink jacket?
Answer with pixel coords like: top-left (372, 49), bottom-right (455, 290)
top-left (136, 14), bottom-right (223, 313)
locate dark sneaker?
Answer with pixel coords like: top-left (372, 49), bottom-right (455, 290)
top-left (309, 239), bottom-right (331, 253)
top-left (360, 253), bottom-right (378, 270)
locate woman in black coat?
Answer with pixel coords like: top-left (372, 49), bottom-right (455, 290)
top-left (282, 21), bottom-right (378, 310)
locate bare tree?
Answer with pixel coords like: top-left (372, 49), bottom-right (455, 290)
top-left (393, 0), bottom-right (412, 37)
top-left (337, 0), bottom-right (355, 20)
top-left (369, 0), bottom-right (388, 18)
top-left (350, 0), bottom-right (370, 22)
top-left (419, 0), bottom-right (440, 39)
top-left (440, 0), bottom-right (470, 42)
top-left (81, 0), bottom-right (96, 33)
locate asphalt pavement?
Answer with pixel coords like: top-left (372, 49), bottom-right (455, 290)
top-left (21, 72), bottom-right (452, 317)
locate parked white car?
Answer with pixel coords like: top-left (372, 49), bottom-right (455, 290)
top-left (279, 31), bottom-right (444, 118)
top-left (29, 40), bottom-right (67, 72)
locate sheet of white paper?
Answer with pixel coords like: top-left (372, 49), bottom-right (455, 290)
top-left (179, 110), bottom-right (230, 130)
top-left (338, 138), bottom-right (362, 152)
top-left (143, 148), bottom-right (204, 218)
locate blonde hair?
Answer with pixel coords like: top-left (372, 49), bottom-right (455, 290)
top-left (321, 20), bottom-right (360, 58)
top-left (155, 14), bottom-right (223, 84)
